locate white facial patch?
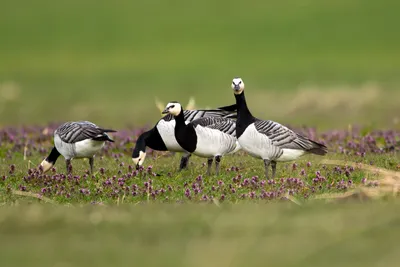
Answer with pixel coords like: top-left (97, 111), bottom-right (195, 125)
top-left (165, 102), bottom-right (182, 116)
top-left (231, 77), bottom-right (245, 94)
top-left (232, 78), bottom-right (243, 85)
top-left (132, 151), bottom-right (146, 166)
top-left (40, 159), bottom-right (54, 173)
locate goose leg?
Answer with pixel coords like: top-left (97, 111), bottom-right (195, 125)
top-left (263, 159), bottom-right (270, 179)
top-left (179, 153), bottom-right (191, 171)
top-left (207, 158), bottom-right (213, 176)
top-left (89, 157), bottom-right (94, 174)
top-left (215, 156), bottom-right (222, 176)
top-left (66, 159), bottom-right (72, 174)
top-left (271, 160), bottom-right (277, 178)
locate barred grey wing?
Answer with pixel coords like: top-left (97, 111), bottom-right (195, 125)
top-left (56, 121), bottom-right (104, 143)
top-left (160, 110), bottom-right (204, 122)
top-left (254, 120), bottom-right (316, 150)
top-left (161, 109), bottom-right (236, 122)
top-left (192, 117), bottom-right (236, 136)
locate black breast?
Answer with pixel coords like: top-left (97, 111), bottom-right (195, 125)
top-left (146, 127), bottom-right (168, 151)
top-left (175, 124), bottom-right (197, 153)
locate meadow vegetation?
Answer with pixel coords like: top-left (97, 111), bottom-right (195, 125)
top-left (0, 1), bottom-right (399, 266)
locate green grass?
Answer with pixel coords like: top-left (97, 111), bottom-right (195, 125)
top-left (0, 0), bottom-right (399, 126)
top-left (1, 203), bottom-right (400, 267)
top-left (1, 145), bottom-right (399, 205)
top-left (1, 1), bottom-right (400, 264)
top-left (0, 118), bottom-right (399, 206)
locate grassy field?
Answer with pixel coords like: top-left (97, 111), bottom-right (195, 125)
top-left (1, 0), bottom-right (400, 265)
top-left (1, 122), bottom-right (399, 205)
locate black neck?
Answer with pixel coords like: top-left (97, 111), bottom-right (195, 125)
top-left (173, 108), bottom-right (196, 153)
top-left (132, 131), bottom-right (150, 158)
top-left (46, 147), bottom-right (61, 164)
top-left (234, 92), bottom-right (256, 137)
top-left (174, 107), bottom-right (186, 129)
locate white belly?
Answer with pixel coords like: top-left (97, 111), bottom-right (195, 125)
top-left (54, 134), bottom-right (104, 159)
top-left (238, 124), bottom-right (306, 161)
top-left (54, 135), bottom-right (75, 159)
top-left (156, 120), bottom-right (186, 152)
top-left (277, 149), bottom-right (305, 161)
top-left (238, 124), bottom-right (270, 159)
top-left (194, 127), bottom-right (238, 158)
top-left (74, 139), bottom-right (105, 158)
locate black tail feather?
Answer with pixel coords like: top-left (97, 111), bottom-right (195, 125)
top-left (308, 140), bottom-right (328, 155)
top-left (93, 134), bottom-right (115, 142)
top-left (100, 128), bottom-right (117, 133)
top-left (92, 128), bottom-right (117, 142)
top-left (106, 136), bottom-right (115, 142)
top-left (217, 103), bottom-right (237, 112)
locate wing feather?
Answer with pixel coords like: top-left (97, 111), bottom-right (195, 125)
top-left (161, 108), bottom-right (236, 122)
top-left (55, 121), bottom-right (114, 143)
top-left (254, 120), bottom-right (326, 153)
top-left (191, 117), bottom-right (236, 136)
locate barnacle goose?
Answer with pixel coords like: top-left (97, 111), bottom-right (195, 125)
top-left (162, 102), bottom-right (240, 175)
top-left (40, 121), bottom-right (116, 174)
top-left (132, 104), bottom-right (237, 170)
top-left (231, 77), bottom-right (327, 179)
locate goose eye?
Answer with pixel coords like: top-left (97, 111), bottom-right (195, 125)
top-left (170, 105), bottom-right (175, 109)
top-left (239, 81), bottom-right (242, 84)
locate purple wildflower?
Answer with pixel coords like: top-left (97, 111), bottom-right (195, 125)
top-left (184, 188), bottom-right (191, 198)
top-left (292, 163), bottom-right (298, 171)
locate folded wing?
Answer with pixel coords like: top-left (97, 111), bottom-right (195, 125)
top-left (254, 120), bottom-right (327, 155)
top-left (162, 107), bottom-right (237, 122)
top-left (56, 121), bottom-right (116, 143)
top-left (191, 117), bottom-right (236, 136)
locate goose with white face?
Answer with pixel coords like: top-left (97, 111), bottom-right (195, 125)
top-left (162, 102), bottom-right (182, 116)
top-left (162, 100), bottom-right (240, 176)
top-left (230, 76), bottom-right (328, 179)
top-left (231, 77), bottom-right (245, 94)
top-left (130, 101), bottom-right (237, 172)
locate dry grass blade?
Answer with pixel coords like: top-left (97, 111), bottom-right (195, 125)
top-left (286, 195), bottom-right (302, 206)
top-left (321, 159), bottom-right (400, 179)
top-left (212, 198), bottom-right (221, 207)
top-left (315, 187), bottom-right (399, 202)
top-left (23, 142), bottom-right (28, 161)
top-left (155, 97), bottom-right (197, 113)
top-left (314, 188), bottom-right (375, 201)
top-left (155, 98), bottom-right (165, 114)
top-left (317, 160), bottom-right (400, 201)
top-left (185, 97), bottom-right (196, 110)
top-left (12, 190), bottom-right (57, 204)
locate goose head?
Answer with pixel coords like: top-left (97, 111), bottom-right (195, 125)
top-left (162, 101), bottom-right (182, 116)
top-left (39, 147), bottom-right (60, 173)
top-left (132, 150), bottom-right (146, 169)
top-left (231, 77), bottom-right (245, 95)
top-left (40, 159), bottom-right (54, 173)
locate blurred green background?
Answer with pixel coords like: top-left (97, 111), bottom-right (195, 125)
top-left (1, 203), bottom-right (400, 267)
top-left (0, 0), bottom-right (399, 129)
